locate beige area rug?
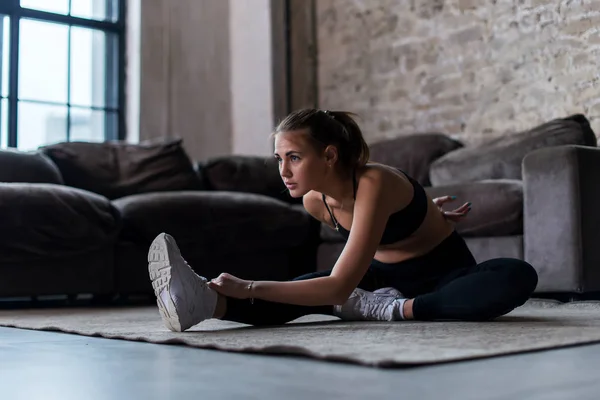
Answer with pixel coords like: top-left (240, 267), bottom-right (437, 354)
top-left (2, 299), bottom-right (600, 368)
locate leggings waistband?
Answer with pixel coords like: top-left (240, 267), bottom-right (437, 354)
top-left (371, 230), bottom-right (477, 276)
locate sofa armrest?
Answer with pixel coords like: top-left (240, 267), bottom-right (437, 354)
top-left (523, 145), bottom-right (600, 293)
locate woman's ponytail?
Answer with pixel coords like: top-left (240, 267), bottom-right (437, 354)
top-left (275, 108), bottom-right (370, 171)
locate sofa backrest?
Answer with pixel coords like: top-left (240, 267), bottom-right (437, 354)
top-left (429, 114), bottom-right (598, 186)
top-left (200, 156), bottom-right (302, 204)
top-left (200, 133), bottom-right (463, 201)
top-left (0, 148), bottom-right (64, 184)
top-left (40, 138), bottom-right (204, 199)
top-left (368, 133), bottom-right (464, 187)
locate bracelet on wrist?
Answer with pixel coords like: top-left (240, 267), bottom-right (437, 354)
top-left (247, 280), bottom-right (255, 304)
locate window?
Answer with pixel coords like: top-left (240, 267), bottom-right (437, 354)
top-left (0, 0), bottom-right (124, 151)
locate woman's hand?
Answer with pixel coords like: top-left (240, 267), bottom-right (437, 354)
top-left (433, 195), bottom-right (471, 223)
top-left (207, 273), bottom-right (252, 299)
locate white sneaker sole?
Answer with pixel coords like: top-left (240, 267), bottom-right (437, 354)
top-left (148, 233), bottom-right (182, 332)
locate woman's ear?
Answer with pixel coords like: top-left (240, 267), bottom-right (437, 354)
top-left (324, 145), bottom-right (338, 165)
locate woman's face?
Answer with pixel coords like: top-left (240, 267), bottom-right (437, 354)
top-left (274, 130), bottom-right (329, 198)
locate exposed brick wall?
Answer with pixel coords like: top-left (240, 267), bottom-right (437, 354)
top-left (317, 0), bottom-right (600, 144)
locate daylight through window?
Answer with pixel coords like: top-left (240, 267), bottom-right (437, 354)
top-left (0, 0), bottom-right (124, 150)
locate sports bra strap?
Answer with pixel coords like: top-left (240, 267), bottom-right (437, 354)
top-left (322, 194), bottom-right (340, 231)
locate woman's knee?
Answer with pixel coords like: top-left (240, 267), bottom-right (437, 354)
top-left (521, 261), bottom-right (539, 292)
top-left (507, 259), bottom-right (538, 293)
top-left (502, 258), bottom-right (538, 297)
top-left (480, 258), bottom-right (539, 295)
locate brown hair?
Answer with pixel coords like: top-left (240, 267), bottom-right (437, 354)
top-left (274, 109), bottom-right (370, 171)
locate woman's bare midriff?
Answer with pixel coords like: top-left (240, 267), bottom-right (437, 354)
top-left (373, 196), bottom-right (455, 264)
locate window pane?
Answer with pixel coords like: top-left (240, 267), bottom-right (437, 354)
top-left (71, 27), bottom-right (117, 108)
top-left (19, 19), bottom-right (68, 103)
top-left (71, 0), bottom-right (119, 22)
top-left (106, 111), bottom-right (117, 139)
top-left (1, 16), bottom-right (9, 98)
top-left (18, 102), bottom-right (67, 151)
top-left (70, 108), bottom-right (107, 142)
top-left (20, 0), bottom-right (69, 15)
top-left (1, 99), bottom-right (7, 149)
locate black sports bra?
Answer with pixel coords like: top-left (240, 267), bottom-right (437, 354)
top-left (322, 169), bottom-right (428, 245)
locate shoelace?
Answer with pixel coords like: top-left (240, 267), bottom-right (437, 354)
top-left (361, 293), bottom-right (397, 320)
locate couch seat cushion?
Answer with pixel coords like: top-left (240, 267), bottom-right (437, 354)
top-left (0, 183), bottom-right (121, 262)
top-left (425, 180), bottom-right (523, 237)
top-left (429, 114), bottom-right (597, 186)
top-left (113, 191), bottom-right (311, 253)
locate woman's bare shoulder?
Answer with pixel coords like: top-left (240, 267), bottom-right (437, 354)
top-left (357, 164), bottom-right (413, 206)
top-left (359, 163), bottom-right (409, 187)
top-left (302, 190), bottom-right (326, 221)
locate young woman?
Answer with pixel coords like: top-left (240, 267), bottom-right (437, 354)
top-left (148, 109), bottom-right (538, 332)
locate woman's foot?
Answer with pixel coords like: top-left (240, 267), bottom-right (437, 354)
top-left (333, 287), bottom-right (407, 321)
top-left (148, 233), bottom-right (217, 332)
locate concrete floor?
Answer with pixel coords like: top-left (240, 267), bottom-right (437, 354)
top-left (2, 326), bottom-right (600, 400)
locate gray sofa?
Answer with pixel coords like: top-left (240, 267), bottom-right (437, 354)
top-left (317, 114), bottom-right (600, 296)
top-left (0, 114), bottom-right (598, 301)
top-left (0, 140), bottom-right (316, 299)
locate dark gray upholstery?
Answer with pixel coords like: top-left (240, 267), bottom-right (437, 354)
top-left (0, 183), bottom-right (120, 262)
top-left (0, 137), bottom-right (321, 298)
top-left (201, 156), bottom-right (300, 204)
top-left (112, 191), bottom-right (309, 253)
top-left (1, 115), bottom-right (598, 299)
top-left (369, 133), bottom-right (463, 186)
top-left (430, 114), bottom-right (597, 186)
top-left (425, 180), bottom-right (523, 237)
top-left (41, 139), bottom-right (203, 199)
top-left (0, 149), bottom-right (64, 184)
top-left (0, 183), bottom-right (120, 296)
top-left (111, 191), bottom-right (314, 292)
top-left (464, 236), bottom-right (524, 264)
top-left (523, 145), bottom-right (600, 293)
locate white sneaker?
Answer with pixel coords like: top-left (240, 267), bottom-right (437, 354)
top-left (333, 287), bottom-right (405, 321)
top-left (148, 232), bottom-right (217, 332)
top-left (373, 287), bottom-right (404, 297)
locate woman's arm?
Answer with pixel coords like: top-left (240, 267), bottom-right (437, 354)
top-left (252, 172), bottom-right (392, 305)
top-left (208, 173), bottom-right (393, 305)
top-left (251, 276), bottom-right (349, 306)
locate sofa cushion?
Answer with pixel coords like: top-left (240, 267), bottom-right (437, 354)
top-left (40, 138), bottom-right (203, 199)
top-left (464, 236), bottom-right (523, 263)
top-left (429, 114), bottom-right (597, 186)
top-left (201, 155), bottom-right (301, 204)
top-left (369, 133), bottom-right (464, 186)
top-left (0, 183), bottom-right (121, 262)
top-left (425, 180), bottom-right (523, 237)
top-left (0, 149), bottom-right (64, 184)
top-left (113, 191), bottom-right (311, 253)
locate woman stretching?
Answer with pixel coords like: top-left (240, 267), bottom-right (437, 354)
top-left (148, 109), bottom-right (538, 332)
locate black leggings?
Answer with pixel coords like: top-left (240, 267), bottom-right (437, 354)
top-left (223, 231), bottom-right (538, 326)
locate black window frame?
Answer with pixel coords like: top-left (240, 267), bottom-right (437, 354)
top-left (0, 0), bottom-right (126, 148)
